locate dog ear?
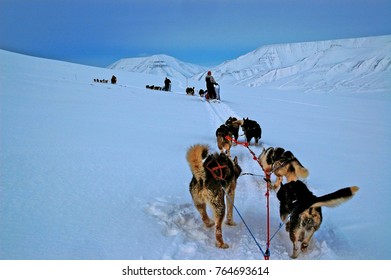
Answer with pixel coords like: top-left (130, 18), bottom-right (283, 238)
top-left (282, 150), bottom-right (294, 161)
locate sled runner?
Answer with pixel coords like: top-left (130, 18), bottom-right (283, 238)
top-left (215, 84), bottom-right (220, 100)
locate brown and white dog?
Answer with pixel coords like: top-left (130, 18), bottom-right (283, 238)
top-left (277, 180), bottom-right (359, 258)
top-left (258, 147), bottom-right (309, 189)
top-left (186, 144), bottom-right (242, 249)
top-left (224, 117), bottom-right (243, 142)
top-left (215, 124), bottom-right (233, 157)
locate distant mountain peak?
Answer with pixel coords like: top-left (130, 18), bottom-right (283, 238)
top-left (108, 54), bottom-right (207, 80)
top-left (109, 35), bottom-right (390, 93)
top-left (208, 35), bottom-right (391, 92)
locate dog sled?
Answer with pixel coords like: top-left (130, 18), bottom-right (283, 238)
top-left (215, 84), bottom-right (220, 100)
top-left (146, 84), bottom-right (171, 91)
top-left (205, 84), bottom-right (221, 102)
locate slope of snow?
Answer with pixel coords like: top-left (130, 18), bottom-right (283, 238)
top-left (108, 54), bottom-right (207, 81)
top-left (1, 49), bottom-right (390, 260)
top-left (108, 36), bottom-right (391, 93)
top-left (198, 35), bottom-right (391, 92)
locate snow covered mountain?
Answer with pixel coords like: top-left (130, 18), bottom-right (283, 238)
top-left (205, 36), bottom-right (391, 91)
top-left (204, 35), bottom-right (391, 92)
top-left (109, 36), bottom-right (390, 93)
top-left (108, 54), bottom-right (207, 80)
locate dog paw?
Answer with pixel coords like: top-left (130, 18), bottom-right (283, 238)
top-left (290, 253), bottom-right (298, 259)
top-left (204, 220), bottom-right (215, 228)
top-left (290, 246), bottom-right (300, 258)
top-left (301, 242), bottom-right (309, 252)
top-left (225, 220), bottom-right (237, 226)
top-left (216, 242), bottom-right (229, 249)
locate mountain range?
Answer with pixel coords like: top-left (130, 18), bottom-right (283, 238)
top-left (108, 54), bottom-right (207, 81)
top-left (109, 35), bottom-right (391, 93)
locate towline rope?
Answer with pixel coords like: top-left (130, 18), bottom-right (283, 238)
top-left (225, 135), bottom-right (271, 260)
top-left (221, 186), bottom-right (267, 258)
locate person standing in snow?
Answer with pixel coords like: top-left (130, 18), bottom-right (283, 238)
top-left (111, 75), bottom-right (117, 84)
top-left (164, 77), bottom-right (171, 91)
top-left (205, 71), bottom-right (218, 100)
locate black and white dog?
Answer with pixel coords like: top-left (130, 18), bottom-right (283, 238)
top-left (258, 146), bottom-right (309, 189)
top-left (276, 180), bottom-right (359, 258)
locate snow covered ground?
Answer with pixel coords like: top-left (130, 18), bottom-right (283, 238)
top-left (1, 49), bottom-right (390, 260)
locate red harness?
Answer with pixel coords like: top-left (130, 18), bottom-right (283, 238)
top-left (205, 159), bottom-right (228, 181)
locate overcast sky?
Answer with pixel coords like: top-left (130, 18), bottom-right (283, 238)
top-left (1, 0), bottom-right (390, 67)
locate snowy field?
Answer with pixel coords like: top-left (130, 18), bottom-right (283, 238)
top-left (1, 49), bottom-right (390, 260)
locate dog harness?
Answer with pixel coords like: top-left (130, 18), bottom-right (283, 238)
top-left (205, 160), bottom-right (228, 181)
top-left (270, 157), bottom-right (295, 173)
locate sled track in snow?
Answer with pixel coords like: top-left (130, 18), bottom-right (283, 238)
top-left (203, 99), bottom-right (278, 257)
top-left (146, 98), bottom-right (347, 259)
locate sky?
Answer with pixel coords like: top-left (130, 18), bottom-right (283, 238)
top-left (1, 0), bottom-right (391, 67)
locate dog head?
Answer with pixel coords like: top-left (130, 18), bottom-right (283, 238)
top-left (241, 117), bottom-right (259, 131)
top-left (258, 147), bottom-right (296, 173)
top-left (215, 124), bottom-right (232, 138)
top-left (225, 117), bottom-right (237, 126)
top-left (258, 147), bottom-right (276, 172)
top-left (300, 207), bottom-right (322, 231)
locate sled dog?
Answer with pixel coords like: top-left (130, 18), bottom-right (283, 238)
top-left (186, 87), bottom-right (195, 95)
top-left (225, 117), bottom-right (243, 141)
top-left (277, 180), bottom-right (359, 258)
top-left (258, 146), bottom-right (309, 189)
top-left (241, 118), bottom-right (262, 145)
top-left (215, 124), bottom-right (233, 157)
top-left (186, 144), bottom-right (242, 248)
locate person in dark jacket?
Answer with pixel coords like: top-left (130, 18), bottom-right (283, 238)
top-left (111, 75), bottom-right (117, 84)
top-left (164, 77), bottom-right (171, 91)
top-left (205, 71), bottom-right (218, 99)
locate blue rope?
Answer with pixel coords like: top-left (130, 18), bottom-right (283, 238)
top-left (222, 187), bottom-right (267, 258)
top-left (269, 222), bottom-right (284, 243)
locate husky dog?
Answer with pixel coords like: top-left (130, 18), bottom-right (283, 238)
top-left (277, 180), bottom-right (359, 258)
top-left (216, 124), bottom-right (233, 156)
top-left (241, 118), bottom-right (262, 145)
top-left (225, 117), bottom-right (243, 141)
top-left (186, 87), bottom-right (195, 95)
top-left (258, 147), bottom-right (309, 189)
top-left (186, 144), bottom-right (242, 249)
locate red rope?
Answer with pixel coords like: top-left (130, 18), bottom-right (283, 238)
top-left (225, 135), bottom-right (271, 260)
top-left (264, 171), bottom-right (271, 260)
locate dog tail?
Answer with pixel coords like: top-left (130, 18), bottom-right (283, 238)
top-left (311, 186), bottom-right (359, 208)
top-left (292, 160), bottom-right (309, 178)
top-left (186, 144), bottom-right (209, 183)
